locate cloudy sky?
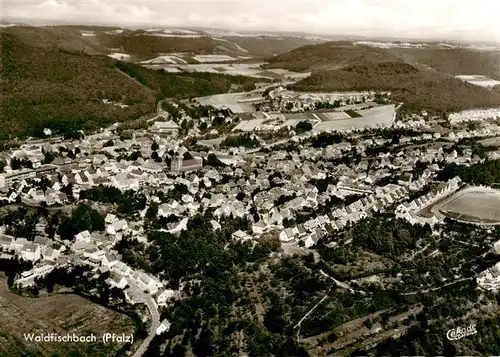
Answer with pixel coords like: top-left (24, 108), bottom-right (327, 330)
top-left (3, 0), bottom-right (500, 41)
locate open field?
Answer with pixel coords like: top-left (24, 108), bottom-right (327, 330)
top-left (140, 55), bottom-right (187, 64)
top-left (143, 62), bottom-right (307, 80)
top-left (284, 112), bottom-right (319, 120)
top-left (107, 53), bottom-right (131, 60)
top-left (0, 278), bottom-right (135, 357)
top-left (456, 75), bottom-right (500, 88)
top-left (434, 186), bottom-right (500, 225)
top-left (195, 92), bottom-right (265, 113)
top-left (198, 137), bottom-right (226, 146)
top-left (233, 119), bottom-right (267, 132)
top-left (316, 111), bottom-right (352, 121)
top-left (192, 54), bottom-right (237, 62)
top-left (312, 104), bottom-right (396, 132)
top-left (479, 136), bottom-right (500, 146)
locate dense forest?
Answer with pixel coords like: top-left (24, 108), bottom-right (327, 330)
top-left (437, 159), bottom-right (500, 185)
top-left (263, 41), bottom-right (396, 72)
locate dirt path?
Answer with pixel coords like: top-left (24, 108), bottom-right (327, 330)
top-left (401, 277), bottom-right (473, 296)
top-left (294, 288), bottom-right (331, 340)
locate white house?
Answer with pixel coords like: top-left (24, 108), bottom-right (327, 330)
top-left (75, 230), bottom-right (91, 242)
top-left (134, 272), bottom-right (163, 295)
top-left (157, 289), bottom-right (176, 306)
top-left (232, 230), bottom-right (252, 242)
top-left (107, 219), bottom-right (128, 235)
top-left (210, 220), bottom-right (221, 231)
top-left (20, 243), bottom-right (41, 262)
top-left (304, 234), bottom-right (319, 248)
top-left (279, 228), bottom-right (296, 242)
top-left (105, 214), bottom-right (118, 224)
top-left (494, 240), bottom-right (500, 255)
top-left (156, 320), bottom-right (172, 335)
top-left (42, 247), bottom-right (60, 261)
top-left (251, 220), bottom-right (268, 235)
top-left (107, 272), bottom-right (128, 290)
top-left (102, 252), bottom-right (120, 268)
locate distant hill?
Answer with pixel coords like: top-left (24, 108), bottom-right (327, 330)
top-left (267, 41), bottom-right (500, 115)
top-left (386, 47), bottom-right (500, 80)
top-left (0, 27), bottom-right (265, 139)
top-left (266, 41), bottom-right (500, 78)
top-left (263, 41), bottom-right (400, 72)
top-left (0, 25), bottom-right (327, 63)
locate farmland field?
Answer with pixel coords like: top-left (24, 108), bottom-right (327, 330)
top-left (312, 104), bottom-right (396, 132)
top-left (196, 92), bottom-right (264, 113)
top-left (0, 278), bottom-right (135, 357)
top-left (455, 75), bottom-right (500, 88)
top-left (436, 186), bottom-right (500, 225)
top-left (316, 111), bottom-right (351, 121)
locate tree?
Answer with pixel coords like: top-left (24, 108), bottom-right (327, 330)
top-left (206, 153), bottom-right (224, 167)
top-left (151, 142), bottom-right (159, 151)
top-left (327, 332), bottom-right (337, 343)
top-left (57, 204), bottom-right (104, 240)
top-left (221, 134), bottom-right (260, 148)
top-left (296, 121), bottom-right (313, 134)
top-left (42, 151), bottom-right (56, 164)
top-left (183, 151), bottom-right (193, 160)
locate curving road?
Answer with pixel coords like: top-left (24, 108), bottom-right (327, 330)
top-left (129, 280), bottom-right (161, 357)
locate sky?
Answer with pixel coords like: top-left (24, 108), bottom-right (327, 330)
top-left (2, 0), bottom-right (500, 42)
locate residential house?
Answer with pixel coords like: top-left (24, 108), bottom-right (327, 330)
top-left (232, 230), bottom-right (253, 242)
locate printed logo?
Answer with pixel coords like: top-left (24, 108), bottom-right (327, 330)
top-left (446, 324), bottom-right (477, 341)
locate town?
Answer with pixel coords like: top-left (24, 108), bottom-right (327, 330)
top-left (1, 80), bottom-right (500, 355)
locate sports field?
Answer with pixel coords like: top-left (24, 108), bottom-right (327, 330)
top-left (436, 187), bottom-right (500, 224)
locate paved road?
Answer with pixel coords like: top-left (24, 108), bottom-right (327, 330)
top-left (129, 280), bottom-right (161, 357)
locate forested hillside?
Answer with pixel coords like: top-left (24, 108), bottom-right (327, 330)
top-left (0, 28), bottom-right (263, 139)
top-left (265, 41), bottom-right (500, 115)
top-left (0, 31), bottom-right (156, 139)
top-left (263, 41), bottom-right (398, 72)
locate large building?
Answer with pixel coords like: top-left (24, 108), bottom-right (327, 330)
top-left (170, 156), bottom-right (203, 173)
top-left (151, 120), bottom-right (180, 134)
top-left (0, 169), bottom-right (36, 189)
